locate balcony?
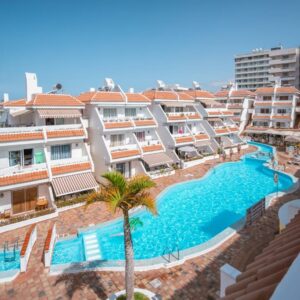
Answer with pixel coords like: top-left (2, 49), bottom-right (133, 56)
top-left (104, 119), bottom-right (134, 130)
top-left (0, 163), bottom-right (48, 177)
top-left (139, 140), bottom-right (164, 153)
top-left (255, 101), bottom-right (273, 107)
top-left (172, 133), bottom-right (194, 145)
top-left (109, 144), bottom-right (141, 161)
top-left (194, 133), bottom-right (209, 141)
top-left (271, 114), bottom-right (292, 120)
top-left (252, 114), bottom-right (271, 120)
top-left (272, 101), bottom-right (293, 107)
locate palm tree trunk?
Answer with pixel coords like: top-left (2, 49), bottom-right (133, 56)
top-left (123, 209), bottom-right (134, 300)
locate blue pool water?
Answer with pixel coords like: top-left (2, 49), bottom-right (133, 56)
top-left (52, 142), bottom-right (294, 264)
top-left (0, 250), bottom-right (20, 271)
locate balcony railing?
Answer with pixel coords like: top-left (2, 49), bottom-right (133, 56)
top-left (0, 163), bottom-right (48, 177)
top-left (49, 156), bottom-right (89, 167)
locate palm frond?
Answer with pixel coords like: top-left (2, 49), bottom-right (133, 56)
top-left (126, 175), bottom-right (156, 195)
top-left (102, 171), bottom-right (126, 195)
top-left (135, 191), bottom-right (157, 215)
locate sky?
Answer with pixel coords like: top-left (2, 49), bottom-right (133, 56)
top-left (0, 0), bottom-right (300, 99)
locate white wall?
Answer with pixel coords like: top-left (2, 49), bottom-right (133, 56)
top-left (0, 191), bottom-right (11, 213)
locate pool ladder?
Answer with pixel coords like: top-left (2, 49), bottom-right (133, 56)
top-left (161, 244), bottom-right (180, 263)
top-left (3, 239), bottom-right (19, 262)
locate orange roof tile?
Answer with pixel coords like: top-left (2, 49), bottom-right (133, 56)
top-left (0, 170), bottom-right (48, 187)
top-left (126, 93), bottom-right (151, 102)
top-left (77, 91), bottom-right (125, 103)
top-left (271, 115), bottom-right (292, 120)
top-left (185, 90), bottom-right (215, 99)
top-left (0, 132), bottom-right (44, 143)
top-left (276, 87), bottom-right (300, 94)
top-left (20, 225), bottom-right (36, 256)
top-left (222, 212), bottom-right (300, 300)
top-left (104, 121), bottom-right (133, 129)
top-left (142, 144), bottom-right (163, 153)
top-left (194, 134), bottom-right (209, 140)
top-left (208, 111), bottom-right (223, 116)
top-left (46, 129), bottom-right (85, 139)
top-left (3, 99), bottom-right (27, 107)
top-left (215, 90), bottom-right (229, 98)
top-left (177, 92), bottom-right (194, 101)
top-left (255, 87), bottom-right (275, 94)
top-left (187, 113), bottom-right (202, 120)
top-left (215, 128), bottom-right (230, 134)
top-left (32, 94), bottom-right (84, 107)
top-left (167, 115), bottom-right (187, 121)
top-left (51, 162), bottom-right (91, 176)
top-left (111, 149), bottom-right (140, 159)
top-left (252, 115), bottom-right (271, 120)
top-left (175, 136), bottom-right (194, 143)
top-left (228, 127), bottom-right (239, 132)
top-left (134, 119), bottom-right (156, 127)
top-left (231, 90), bottom-right (256, 97)
top-left (142, 90), bottom-right (178, 101)
top-left (273, 101), bottom-right (293, 106)
top-left (44, 223), bottom-right (55, 252)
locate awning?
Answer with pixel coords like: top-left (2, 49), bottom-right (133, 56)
top-left (195, 140), bottom-right (211, 147)
top-left (142, 152), bottom-right (173, 167)
top-left (160, 102), bottom-right (187, 107)
top-left (37, 109), bottom-right (82, 119)
top-left (199, 99), bottom-right (225, 107)
top-left (10, 109), bottom-right (32, 117)
top-left (178, 146), bottom-right (197, 152)
top-left (52, 172), bottom-right (98, 196)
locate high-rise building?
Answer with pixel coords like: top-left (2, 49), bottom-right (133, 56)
top-left (235, 46), bottom-right (300, 91)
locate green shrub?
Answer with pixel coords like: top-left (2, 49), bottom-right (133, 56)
top-left (116, 292), bottom-right (149, 300)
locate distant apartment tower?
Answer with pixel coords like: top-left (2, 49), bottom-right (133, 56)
top-left (235, 46), bottom-right (300, 91)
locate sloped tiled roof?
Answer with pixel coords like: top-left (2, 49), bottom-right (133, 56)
top-left (78, 91), bottom-right (127, 103)
top-left (143, 90), bottom-right (179, 101)
top-left (185, 90), bottom-right (215, 99)
top-left (222, 211), bottom-right (300, 300)
top-left (214, 90), bottom-right (229, 98)
top-left (256, 86), bottom-right (300, 95)
top-left (126, 93), bottom-right (151, 103)
top-left (51, 162), bottom-right (91, 176)
top-left (31, 94), bottom-right (84, 107)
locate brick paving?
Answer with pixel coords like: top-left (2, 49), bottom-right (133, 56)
top-left (0, 146), bottom-right (300, 300)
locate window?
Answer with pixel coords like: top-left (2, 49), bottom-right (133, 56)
top-left (135, 131), bottom-right (145, 142)
top-left (103, 108), bottom-right (117, 119)
top-left (125, 108), bottom-right (136, 117)
top-left (51, 144), bottom-right (71, 160)
top-left (263, 96), bottom-right (272, 101)
top-left (115, 163), bottom-right (126, 175)
top-left (45, 118), bottom-right (65, 125)
top-left (277, 109), bottom-right (287, 114)
top-left (279, 96), bottom-right (289, 101)
top-left (260, 108), bottom-right (270, 114)
top-left (9, 151), bottom-right (21, 166)
top-left (110, 134), bottom-right (124, 147)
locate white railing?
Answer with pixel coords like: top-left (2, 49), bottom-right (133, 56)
top-left (0, 124), bottom-right (82, 134)
top-left (110, 143), bottom-right (139, 152)
top-left (44, 223), bottom-right (57, 268)
top-left (0, 163), bottom-right (47, 177)
top-left (138, 139), bottom-right (161, 147)
top-left (20, 225), bottom-right (37, 272)
top-left (49, 156), bottom-right (89, 167)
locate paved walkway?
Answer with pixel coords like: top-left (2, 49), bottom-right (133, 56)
top-left (1, 146), bottom-right (299, 300)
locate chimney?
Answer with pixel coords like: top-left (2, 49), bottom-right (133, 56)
top-left (25, 73), bottom-right (43, 101)
top-left (3, 93), bottom-right (9, 102)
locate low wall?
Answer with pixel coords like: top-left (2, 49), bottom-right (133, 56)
top-left (44, 223), bottom-right (57, 267)
top-left (20, 225), bottom-right (37, 272)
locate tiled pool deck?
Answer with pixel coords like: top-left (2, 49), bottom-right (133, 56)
top-left (1, 146), bottom-right (300, 300)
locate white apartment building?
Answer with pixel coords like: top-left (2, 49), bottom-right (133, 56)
top-left (214, 85), bottom-right (255, 131)
top-left (235, 46), bottom-right (300, 91)
top-left (78, 80), bottom-right (175, 181)
top-left (243, 85), bottom-right (300, 144)
top-left (185, 89), bottom-right (245, 152)
top-left (0, 74), bottom-right (97, 217)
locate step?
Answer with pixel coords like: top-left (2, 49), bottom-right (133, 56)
top-left (83, 233), bottom-right (102, 262)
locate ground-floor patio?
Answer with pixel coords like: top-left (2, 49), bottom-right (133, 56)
top-left (0, 146), bottom-right (299, 299)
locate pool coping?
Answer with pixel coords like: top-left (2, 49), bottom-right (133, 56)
top-left (49, 143), bottom-right (299, 275)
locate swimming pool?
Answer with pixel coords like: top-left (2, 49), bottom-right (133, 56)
top-left (52, 142), bottom-right (294, 265)
top-left (0, 250), bottom-right (20, 272)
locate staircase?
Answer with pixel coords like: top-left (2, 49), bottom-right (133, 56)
top-left (83, 233), bottom-right (102, 261)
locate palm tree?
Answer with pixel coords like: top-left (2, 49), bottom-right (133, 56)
top-left (86, 171), bottom-right (157, 300)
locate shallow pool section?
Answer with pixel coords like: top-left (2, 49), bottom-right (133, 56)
top-left (0, 250), bottom-right (20, 272)
top-left (52, 142), bottom-right (294, 265)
